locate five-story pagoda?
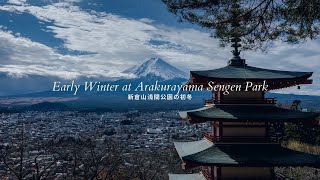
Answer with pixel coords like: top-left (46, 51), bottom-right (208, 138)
top-left (169, 1), bottom-right (320, 180)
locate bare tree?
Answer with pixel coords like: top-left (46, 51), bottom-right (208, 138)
top-left (123, 149), bottom-right (177, 180)
top-left (51, 136), bottom-right (124, 180)
top-left (0, 127), bottom-right (58, 180)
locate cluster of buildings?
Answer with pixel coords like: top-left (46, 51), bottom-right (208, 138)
top-left (0, 110), bottom-right (208, 178)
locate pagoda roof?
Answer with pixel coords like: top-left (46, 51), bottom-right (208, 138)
top-left (179, 105), bottom-right (319, 123)
top-left (188, 65), bottom-right (313, 90)
top-left (174, 140), bottom-right (320, 168)
top-left (178, 106), bottom-right (210, 120)
top-left (168, 173), bottom-right (205, 180)
top-left (174, 139), bottom-right (213, 157)
top-left (191, 65), bottom-right (312, 80)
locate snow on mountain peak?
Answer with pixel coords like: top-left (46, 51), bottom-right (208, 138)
top-left (123, 58), bottom-right (188, 80)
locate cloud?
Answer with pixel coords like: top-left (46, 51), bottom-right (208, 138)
top-left (7, 0), bottom-right (27, 5)
top-left (0, 2), bottom-right (223, 77)
top-left (0, 1), bottom-right (319, 96)
top-left (139, 18), bottom-right (154, 24)
top-left (240, 40), bottom-right (320, 96)
top-left (0, 30), bottom-right (132, 79)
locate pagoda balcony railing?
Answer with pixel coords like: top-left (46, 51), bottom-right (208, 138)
top-left (203, 132), bottom-right (270, 143)
top-left (204, 98), bottom-right (277, 105)
top-left (275, 172), bottom-right (286, 180)
top-left (201, 167), bottom-right (211, 180)
top-left (203, 132), bottom-right (216, 142)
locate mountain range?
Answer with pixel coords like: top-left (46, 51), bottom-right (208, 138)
top-left (0, 57), bottom-right (319, 112)
top-left (0, 58), bottom-right (197, 111)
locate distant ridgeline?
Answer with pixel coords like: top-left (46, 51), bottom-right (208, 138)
top-left (1, 92), bottom-right (320, 112)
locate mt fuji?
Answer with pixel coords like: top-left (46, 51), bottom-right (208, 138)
top-left (123, 58), bottom-right (188, 81)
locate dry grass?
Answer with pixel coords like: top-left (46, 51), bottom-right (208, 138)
top-left (285, 140), bottom-right (320, 155)
top-left (275, 140), bottom-right (320, 179)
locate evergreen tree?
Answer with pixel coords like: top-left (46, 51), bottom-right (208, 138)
top-left (162, 0), bottom-right (320, 50)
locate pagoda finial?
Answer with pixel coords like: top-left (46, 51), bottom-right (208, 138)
top-left (228, 0), bottom-right (246, 66)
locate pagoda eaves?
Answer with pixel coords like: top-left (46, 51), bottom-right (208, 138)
top-left (179, 105), bottom-right (320, 124)
top-left (189, 64), bottom-right (313, 90)
top-left (174, 140), bottom-right (320, 169)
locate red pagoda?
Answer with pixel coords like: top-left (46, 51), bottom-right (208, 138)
top-left (169, 2), bottom-right (320, 180)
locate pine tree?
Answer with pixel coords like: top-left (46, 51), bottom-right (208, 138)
top-left (162, 0), bottom-right (320, 50)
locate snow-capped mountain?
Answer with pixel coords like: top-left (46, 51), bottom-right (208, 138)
top-left (123, 58), bottom-right (188, 80)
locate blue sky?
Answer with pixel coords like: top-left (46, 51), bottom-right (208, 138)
top-left (0, 0), bottom-right (319, 96)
